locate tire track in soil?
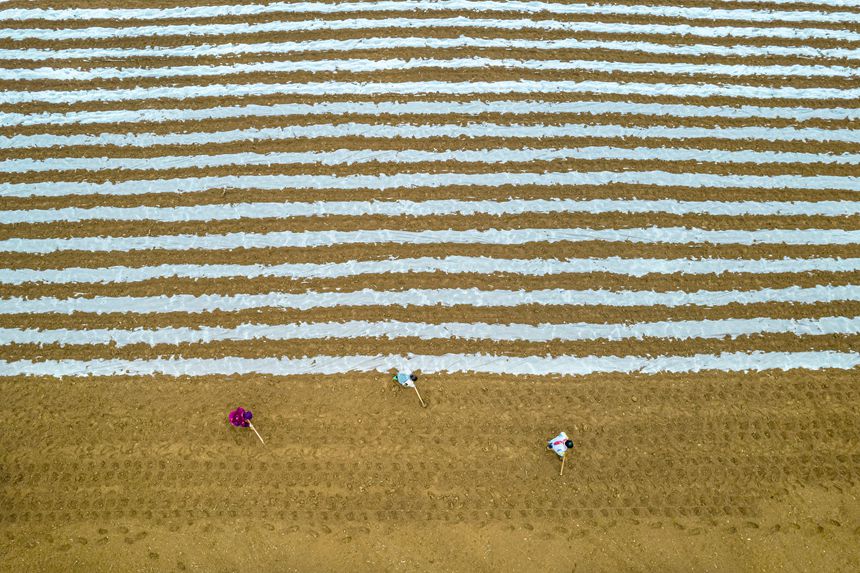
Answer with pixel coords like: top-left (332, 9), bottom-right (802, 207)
top-left (1, 371), bottom-right (857, 529)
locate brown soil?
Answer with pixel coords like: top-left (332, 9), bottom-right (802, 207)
top-left (3, 242), bottom-right (857, 270)
top-left (1, 270), bottom-right (856, 301)
top-left (3, 184), bottom-right (857, 213)
top-left (3, 301), bottom-right (858, 331)
top-left (5, 212), bottom-right (858, 242)
top-left (3, 113), bottom-right (856, 140)
top-left (1, 371), bottom-right (859, 572)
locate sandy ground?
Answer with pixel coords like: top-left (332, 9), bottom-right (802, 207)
top-left (2, 370), bottom-right (858, 572)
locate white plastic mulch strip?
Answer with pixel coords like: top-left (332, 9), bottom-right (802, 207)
top-left (5, 123), bottom-right (857, 150)
top-left (5, 147), bottom-right (860, 174)
top-left (4, 81), bottom-right (860, 106)
top-left (0, 351), bottom-right (857, 377)
top-left (3, 257), bottom-right (858, 285)
top-left (4, 171), bottom-right (860, 198)
top-left (2, 228), bottom-right (859, 254)
top-left (2, 199), bottom-right (857, 225)
top-left (1, 316), bottom-right (857, 346)
top-left (0, 285), bottom-right (856, 315)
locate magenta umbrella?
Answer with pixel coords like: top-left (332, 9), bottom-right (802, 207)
top-left (229, 407), bottom-right (265, 444)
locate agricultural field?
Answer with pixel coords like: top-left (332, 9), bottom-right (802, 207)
top-left (0, 0), bottom-right (859, 571)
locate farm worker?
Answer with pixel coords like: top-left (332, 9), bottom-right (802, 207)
top-left (393, 371), bottom-right (427, 407)
top-left (393, 371), bottom-right (418, 387)
top-left (547, 432), bottom-right (573, 458)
